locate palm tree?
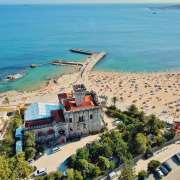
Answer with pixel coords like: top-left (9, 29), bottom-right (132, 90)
top-left (112, 96), bottom-right (117, 107)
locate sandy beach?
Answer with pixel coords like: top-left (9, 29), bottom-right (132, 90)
top-left (0, 69), bottom-right (179, 124)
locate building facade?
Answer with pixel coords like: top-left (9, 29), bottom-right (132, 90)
top-left (24, 84), bottom-right (104, 145)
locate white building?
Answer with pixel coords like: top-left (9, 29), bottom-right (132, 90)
top-left (24, 84), bottom-right (104, 145)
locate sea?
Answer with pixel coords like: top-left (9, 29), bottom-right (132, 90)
top-left (0, 3), bottom-right (180, 92)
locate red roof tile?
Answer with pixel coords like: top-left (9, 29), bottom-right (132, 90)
top-left (51, 109), bottom-right (65, 122)
top-left (63, 95), bottom-right (97, 112)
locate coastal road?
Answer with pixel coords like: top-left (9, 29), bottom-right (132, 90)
top-left (135, 141), bottom-right (180, 174)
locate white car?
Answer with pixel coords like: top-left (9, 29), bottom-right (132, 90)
top-left (156, 168), bottom-right (164, 178)
top-left (52, 146), bottom-right (62, 153)
top-left (108, 171), bottom-right (117, 179)
top-left (34, 168), bottom-right (47, 177)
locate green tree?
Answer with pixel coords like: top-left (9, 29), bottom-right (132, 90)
top-left (76, 147), bottom-right (89, 160)
top-left (118, 123), bottom-right (127, 133)
top-left (0, 156), bottom-right (11, 180)
top-left (92, 165), bottom-right (101, 177)
top-left (146, 115), bottom-right (164, 135)
top-left (67, 169), bottom-right (83, 180)
top-left (88, 142), bottom-right (103, 161)
top-left (138, 111), bottom-right (146, 122)
top-left (24, 131), bottom-right (36, 147)
top-left (45, 171), bottom-right (63, 180)
top-left (24, 147), bottom-right (36, 160)
top-left (9, 153), bottom-right (33, 179)
top-left (154, 134), bottom-right (166, 146)
top-left (13, 112), bottom-right (23, 128)
top-left (24, 131), bottom-right (36, 160)
top-left (98, 156), bottom-right (111, 171)
top-left (74, 170), bottom-right (83, 180)
top-left (119, 162), bottom-right (135, 180)
top-left (138, 170), bottom-right (148, 180)
top-left (101, 143), bottom-right (113, 158)
top-left (127, 104), bottom-right (138, 117)
top-left (76, 159), bottom-right (98, 178)
top-left (147, 160), bottom-right (161, 173)
top-left (134, 133), bottom-right (148, 154)
top-left (69, 154), bottom-right (77, 168)
top-left (110, 131), bottom-right (129, 162)
top-left (77, 159), bottom-right (90, 177)
top-left (164, 130), bottom-right (175, 141)
top-left (67, 169), bottom-right (75, 180)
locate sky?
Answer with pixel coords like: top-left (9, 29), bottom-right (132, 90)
top-left (0, 0), bottom-right (180, 4)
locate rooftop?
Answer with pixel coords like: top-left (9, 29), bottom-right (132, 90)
top-left (59, 94), bottom-right (98, 112)
top-left (25, 103), bottom-right (63, 121)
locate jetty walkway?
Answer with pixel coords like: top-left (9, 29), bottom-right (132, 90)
top-left (50, 49), bottom-right (107, 78)
top-left (80, 52), bottom-right (106, 77)
top-left (51, 60), bottom-right (83, 67)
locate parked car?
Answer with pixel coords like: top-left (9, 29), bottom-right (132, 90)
top-left (35, 152), bottom-right (43, 160)
top-left (174, 153), bottom-right (180, 163)
top-left (52, 146), bottom-right (62, 153)
top-left (108, 171), bottom-right (117, 179)
top-left (34, 168), bottom-right (47, 177)
top-left (143, 151), bottom-right (153, 159)
top-left (159, 165), bottom-right (169, 176)
top-left (154, 168), bottom-right (163, 179)
top-left (162, 162), bottom-right (172, 172)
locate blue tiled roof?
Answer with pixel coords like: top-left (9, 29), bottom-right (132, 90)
top-left (16, 140), bottom-right (22, 154)
top-left (24, 102), bottom-right (64, 121)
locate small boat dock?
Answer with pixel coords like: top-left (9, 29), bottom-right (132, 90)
top-left (70, 48), bottom-right (95, 55)
top-left (50, 48), bottom-right (107, 78)
top-left (51, 60), bottom-right (83, 66)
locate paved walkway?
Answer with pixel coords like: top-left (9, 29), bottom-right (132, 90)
top-left (33, 134), bottom-right (99, 173)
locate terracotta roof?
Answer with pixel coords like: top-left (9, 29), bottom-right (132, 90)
top-left (63, 95), bottom-right (97, 112)
top-left (51, 109), bottom-right (65, 123)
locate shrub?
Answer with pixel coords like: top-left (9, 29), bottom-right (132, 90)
top-left (147, 160), bottom-right (161, 173)
top-left (138, 170), bottom-right (148, 180)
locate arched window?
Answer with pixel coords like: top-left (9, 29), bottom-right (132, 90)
top-left (59, 129), bottom-right (65, 135)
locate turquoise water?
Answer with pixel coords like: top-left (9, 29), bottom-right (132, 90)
top-left (0, 65), bottom-right (73, 92)
top-left (0, 4), bottom-right (180, 92)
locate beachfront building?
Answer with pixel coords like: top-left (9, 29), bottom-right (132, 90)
top-left (24, 84), bottom-right (104, 145)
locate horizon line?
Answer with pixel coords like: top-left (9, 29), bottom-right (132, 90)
top-left (0, 2), bottom-right (179, 5)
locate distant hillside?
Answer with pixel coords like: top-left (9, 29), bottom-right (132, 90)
top-left (149, 4), bottom-right (180, 11)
